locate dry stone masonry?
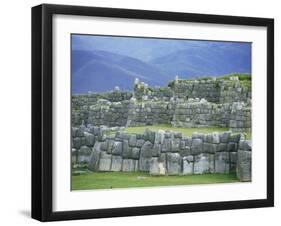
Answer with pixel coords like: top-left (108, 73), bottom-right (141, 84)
top-left (72, 126), bottom-right (251, 181)
top-left (72, 76), bottom-right (251, 132)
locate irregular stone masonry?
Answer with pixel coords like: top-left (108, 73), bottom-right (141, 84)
top-left (72, 76), bottom-right (251, 132)
top-left (72, 127), bottom-right (252, 181)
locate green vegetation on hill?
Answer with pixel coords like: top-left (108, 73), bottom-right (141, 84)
top-left (71, 171), bottom-right (239, 190)
top-left (167, 73), bottom-right (251, 88)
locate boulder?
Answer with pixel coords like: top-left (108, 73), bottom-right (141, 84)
top-left (131, 147), bottom-right (140, 159)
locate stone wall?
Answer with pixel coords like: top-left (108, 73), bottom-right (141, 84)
top-left (134, 77), bottom-right (251, 104)
top-left (72, 76), bottom-right (251, 132)
top-left (72, 128), bottom-right (252, 181)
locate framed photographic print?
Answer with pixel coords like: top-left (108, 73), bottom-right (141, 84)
top-left (32, 4), bottom-right (274, 221)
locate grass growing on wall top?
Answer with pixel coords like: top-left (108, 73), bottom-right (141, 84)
top-left (71, 172), bottom-right (239, 190)
top-left (125, 125), bottom-right (228, 137)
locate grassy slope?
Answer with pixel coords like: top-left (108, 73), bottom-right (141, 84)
top-left (72, 172), bottom-right (239, 190)
top-left (124, 124), bottom-right (251, 139)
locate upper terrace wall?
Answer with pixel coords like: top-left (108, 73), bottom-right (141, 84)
top-left (72, 76), bottom-right (251, 132)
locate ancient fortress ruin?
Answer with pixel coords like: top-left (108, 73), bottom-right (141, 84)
top-left (72, 76), bottom-right (252, 181)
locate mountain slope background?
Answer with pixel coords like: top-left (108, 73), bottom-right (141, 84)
top-left (72, 35), bottom-right (251, 94)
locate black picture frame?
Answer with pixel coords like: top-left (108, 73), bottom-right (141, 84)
top-left (32, 3), bottom-right (274, 222)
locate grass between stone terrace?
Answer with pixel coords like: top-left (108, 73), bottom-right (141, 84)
top-left (122, 124), bottom-right (252, 140)
top-left (71, 171), bottom-right (239, 190)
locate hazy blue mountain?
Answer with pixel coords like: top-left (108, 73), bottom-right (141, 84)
top-left (150, 43), bottom-right (251, 78)
top-left (72, 35), bottom-right (251, 93)
top-left (72, 50), bottom-right (171, 93)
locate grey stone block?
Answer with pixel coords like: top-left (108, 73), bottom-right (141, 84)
top-left (215, 152), bottom-right (230, 173)
top-left (111, 141), bottom-right (122, 155)
top-left (182, 155), bottom-right (194, 175)
top-left (122, 140), bottom-right (132, 158)
top-left (88, 143), bottom-right (101, 171)
top-left (122, 159), bottom-right (135, 172)
top-left (194, 153), bottom-right (210, 174)
top-left (98, 152), bottom-right (112, 171)
top-left (237, 150), bottom-right (251, 181)
top-left (84, 132), bottom-right (95, 146)
top-left (128, 134), bottom-right (137, 146)
top-left (191, 138), bottom-right (203, 154)
top-left (111, 155), bottom-right (122, 171)
top-left (166, 153), bottom-right (181, 175)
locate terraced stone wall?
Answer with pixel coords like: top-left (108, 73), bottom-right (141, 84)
top-left (72, 128), bottom-right (252, 181)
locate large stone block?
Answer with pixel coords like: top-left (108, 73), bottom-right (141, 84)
top-left (161, 138), bottom-right (171, 152)
top-left (77, 146), bottom-right (92, 164)
top-left (152, 143), bottom-right (161, 157)
top-left (229, 152), bottom-right (237, 172)
top-left (84, 132), bottom-right (95, 146)
top-left (98, 152), bottom-right (112, 171)
top-left (219, 132), bottom-right (231, 143)
top-left (166, 153), bottom-right (181, 175)
top-left (73, 137), bottom-right (81, 149)
top-left (191, 138), bottom-right (203, 154)
top-left (110, 155), bottom-right (122, 171)
top-left (194, 153), bottom-right (210, 174)
top-left (154, 130), bottom-right (165, 144)
top-left (239, 140), bottom-right (252, 151)
top-left (237, 150), bottom-right (251, 181)
top-left (139, 141), bottom-right (153, 171)
top-left (136, 139), bottom-right (145, 148)
top-left (203, 143), bottom-right (217, 154)
top-left (128, 134), bottom-right (137, 146)
top-left (131, 147), bottom-right (140, 159)
top-left (111, 141), bottom-right (122, 155)
top-left (182, 155), bottom-right (194, 175)
top-left (149, 158), bottom-right (166, 176)
top-left (88, 143), bottom-right (101, 171)
top-left (171, 139), bottom-right (181, 152)
top-left (122, 159), bottom-right (135, 172)
top-left (122, 140), bottom-right (132, 158)
top-left (215, 152), bottom-right (230, 173)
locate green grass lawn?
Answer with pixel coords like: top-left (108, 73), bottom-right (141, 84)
top-left (71, 171), bottom-right (239, 190)
top-left (123, 124), bottom-right (251, 139)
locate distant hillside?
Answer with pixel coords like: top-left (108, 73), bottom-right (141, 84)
top-left (72, 50), bottom-right (171, 93)
top-left (150, 43), bottom-right (251, 78)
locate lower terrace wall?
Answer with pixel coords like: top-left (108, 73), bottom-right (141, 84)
top-left (72, 127), bottom-right (252, 181)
